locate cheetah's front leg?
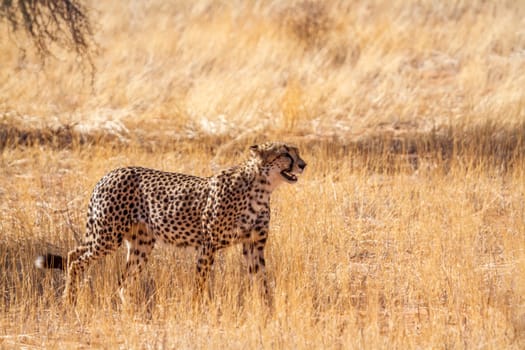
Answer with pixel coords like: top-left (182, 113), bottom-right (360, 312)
top-left (242, 238), bottom-right (271, 306)
top-left (195, 243), bottom-right (216, 302)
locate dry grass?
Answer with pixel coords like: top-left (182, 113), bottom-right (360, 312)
top-left (1, 0), bottom-right (525, 348)
top-left (2, 0), bottom-right (524, 141)
top-left (1, 144), bottom-right (524, 349)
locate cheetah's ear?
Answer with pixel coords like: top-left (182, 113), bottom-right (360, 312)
top-left (249, 144), bottom-right (266, 160)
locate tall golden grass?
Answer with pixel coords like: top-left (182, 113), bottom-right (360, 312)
top-left (2, 0), bottom-right (524, 141)
top-left (1, 0), bottom-right (525, 348)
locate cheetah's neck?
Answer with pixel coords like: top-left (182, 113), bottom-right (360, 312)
top-left (241, 157), bottom-right (281, 193)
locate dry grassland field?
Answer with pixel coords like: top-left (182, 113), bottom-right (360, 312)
top-left (1, 0), bottom-right (525, 348)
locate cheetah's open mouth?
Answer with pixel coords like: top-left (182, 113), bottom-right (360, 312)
top-left (280, 170), bottom-right (298, 182)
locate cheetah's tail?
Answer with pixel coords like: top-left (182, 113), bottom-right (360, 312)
top-left (35, 253), bottom-right (66, 271)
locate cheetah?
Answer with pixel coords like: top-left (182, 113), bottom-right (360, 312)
top-left (35, 142), bottom-right (306, 303)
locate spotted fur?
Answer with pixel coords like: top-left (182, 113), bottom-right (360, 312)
top-left (36, 142), bottom-right (306, 303)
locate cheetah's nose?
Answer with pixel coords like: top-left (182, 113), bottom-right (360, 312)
top-left (298, 161), bottom-right (306, 170)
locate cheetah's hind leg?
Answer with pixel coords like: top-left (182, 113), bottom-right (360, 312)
top-left (62, 245), bottom-right (93, 303)
top-left (118, 224), bottom-right (155, 308)
top-left (63, 238), bottom-right (121, 303)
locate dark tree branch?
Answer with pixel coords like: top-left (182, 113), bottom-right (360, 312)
top-left (1, 0), bottom-right (97, 76)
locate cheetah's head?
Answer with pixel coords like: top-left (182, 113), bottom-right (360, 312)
top-left (250, 142), bottom-right (307, 185)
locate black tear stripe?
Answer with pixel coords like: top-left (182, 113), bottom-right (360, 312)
top-left (283, 153), bottom-right (294, 172)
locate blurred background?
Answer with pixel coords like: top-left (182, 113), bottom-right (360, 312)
top-left (1, 0), bottom-right (524, 148)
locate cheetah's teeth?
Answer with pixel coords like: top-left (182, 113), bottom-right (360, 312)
top-left (280, 170), bottom-right (298, 182)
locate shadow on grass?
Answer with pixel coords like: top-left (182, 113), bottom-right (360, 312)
top-left (0, 121), bottom-right (523, 171)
